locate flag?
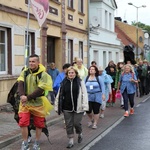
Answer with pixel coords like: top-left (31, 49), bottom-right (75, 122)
top-left (31, 0), bottom-right (49, 27)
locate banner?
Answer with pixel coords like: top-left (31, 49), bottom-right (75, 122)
top-left (31, 0), bottom-right (49, 27)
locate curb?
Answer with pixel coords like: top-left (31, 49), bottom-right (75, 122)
top-left (0, 115), bottom-right (63, 149)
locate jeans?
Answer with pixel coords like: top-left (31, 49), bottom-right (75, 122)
top-left (122, 89), bottom-right (135, 111)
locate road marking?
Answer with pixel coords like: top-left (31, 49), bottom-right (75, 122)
top-left (82, 117), bottom-right (125, 150)
top-left (142, 96), bottom-right (150, 103)
top-left (136, 104), bottom-right (141, 107)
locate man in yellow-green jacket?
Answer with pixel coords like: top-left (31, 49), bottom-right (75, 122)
top-left (17, 54), bottom-right (53, 150)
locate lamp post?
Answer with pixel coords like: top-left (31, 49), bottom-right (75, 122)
top-left (128, 3), bottom-right (146, 60)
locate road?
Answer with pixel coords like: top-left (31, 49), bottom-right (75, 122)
top-left (88, 98), bottom-right (150, 150)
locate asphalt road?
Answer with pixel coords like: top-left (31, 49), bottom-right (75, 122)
top-left (89, 98), bottom-right (150, 150)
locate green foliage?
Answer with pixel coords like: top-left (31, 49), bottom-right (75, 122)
top-left (131, 21), bottom-right (150, 33)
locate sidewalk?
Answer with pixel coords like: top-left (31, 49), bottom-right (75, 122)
top-left (0, 94), bottom-right (150, 149)
top-left (0, 106), bottom-right (63, 149)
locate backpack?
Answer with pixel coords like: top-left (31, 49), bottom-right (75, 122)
top-left (85, 76), bottom-right (101, 92)
top-left (7, 69), bottom-right (43, 121)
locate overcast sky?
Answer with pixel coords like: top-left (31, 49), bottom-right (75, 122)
top-left (115, 0), bottom-right (150, 25)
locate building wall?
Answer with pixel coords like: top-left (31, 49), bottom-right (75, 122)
top-left (89, 0), bottom-right (123, 68)
top-left (0, 0), bottom-right (88, 105)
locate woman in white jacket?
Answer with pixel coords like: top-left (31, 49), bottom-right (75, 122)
top-left (55, 66), bottom-right (89, 149)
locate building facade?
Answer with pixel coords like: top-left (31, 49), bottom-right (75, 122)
top-left (89, 0), bottom-right (123, 67)
top-left (0, 0), bottom-right (88, 105)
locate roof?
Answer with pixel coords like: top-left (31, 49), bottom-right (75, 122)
top-left (115, 23), bottom-right (136, 47)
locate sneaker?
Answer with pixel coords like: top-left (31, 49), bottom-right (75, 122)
top-left (33, 143), bottom-right (40, 150)
top-left (21, 141), bottom-right (30, 150)
top-left (78, 133), bottom-right (83, 143)
top-left (28, 136), bottom-right (32, 143)
top-left (92, 124), bottom-right (97, 129)
top-left (100, 114), bottom-right (104, 118)
top-left (112, 103), bottom-right (115, 107)
top-left (124, 111), bottom-right (129, 117)
top-left (130, 108), bottom-right (134, 115)
top-left (88, 121), bottom-right (93, 128)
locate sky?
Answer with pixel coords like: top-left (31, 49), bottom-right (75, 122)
top-left (115, 0), bottom-right (150, 25)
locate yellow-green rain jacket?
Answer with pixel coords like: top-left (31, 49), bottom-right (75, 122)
top-left (17, 64), bottom-right (53, 117)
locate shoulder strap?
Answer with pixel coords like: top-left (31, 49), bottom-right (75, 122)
top-left (96, 76), bottom-right (101, 92)
top-left (85, 76), bottom-right (89, 83)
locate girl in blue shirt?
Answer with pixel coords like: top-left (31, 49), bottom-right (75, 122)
top-left (85, 66), bottom-right (105, 129)
top-left (117, 64), bottom-right (138, 117)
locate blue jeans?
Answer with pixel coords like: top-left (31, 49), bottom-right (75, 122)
top-left (122, 89), bottom-right (135, 111)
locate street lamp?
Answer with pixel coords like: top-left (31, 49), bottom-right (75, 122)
top-left (128, 3), bottom-right (146, 60)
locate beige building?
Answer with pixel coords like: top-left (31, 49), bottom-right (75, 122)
top-left (0, 0), bottom-right (88, 105)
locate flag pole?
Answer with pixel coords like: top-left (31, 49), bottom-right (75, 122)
top-left (25, 0), bottom-right (31, 69)
top-left (24, 0), bottom-right (31, 94)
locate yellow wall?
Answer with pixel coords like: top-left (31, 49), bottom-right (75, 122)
top-left (115, 20), bottom-right (144, 49)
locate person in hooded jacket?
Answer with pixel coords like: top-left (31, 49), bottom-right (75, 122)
top-left (17, 54), bottom-right (53, 150)
top-left (55, 66), bottom-right (89, 149)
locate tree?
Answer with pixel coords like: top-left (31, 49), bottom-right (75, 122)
top-left (131, 21), bottom-right (150, 33)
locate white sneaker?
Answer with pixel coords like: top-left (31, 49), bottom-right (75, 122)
top-left (100, 114), bottom-right (104, 118)
top-left (21, 141), bottom-right (30, 150)
top-left (33, 143), bottom-right (40, 150)
top-left (88, 121), bottom-right (93, 127)
top-left (92, 124), bottom-right (97, 129)
top-left (28, 136), bottom-right (32, 143)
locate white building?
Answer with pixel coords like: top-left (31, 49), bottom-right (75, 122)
top-left (89, 0), bottom-right (123, 68)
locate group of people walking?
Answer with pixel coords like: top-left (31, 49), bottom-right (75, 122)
top-left (14, 54), bottom-right (148, 150)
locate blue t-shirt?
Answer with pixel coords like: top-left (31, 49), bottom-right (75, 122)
top-left (85, 76), bottom-right (105, 104)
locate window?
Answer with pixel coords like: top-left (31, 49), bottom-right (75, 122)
top-left (93, 50), bottom-right (98, 64)
top-left (78, 0), bottom-right (84, 13)
top-left (79, 41), bottom-right (83, 59)
top-left (68, 0), bottom-right (73, 8)
top-left (25, 31), bottom-right (35, 56)
top-left (68, 39), bottom-right (73, 63)
top-left (109, 51), bottom-right (112, 61)
top-left (0, 28), bottom-right (7, 73)
top-left (103, 51), bottom-right (106, 68)
top-left (105, 10), bottom-right (108, 29)
top-left (109, 13), bottom-right (112, 30)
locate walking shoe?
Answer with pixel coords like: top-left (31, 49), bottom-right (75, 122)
top-left (124, 111), bottom-right (129, 117)
top-left (112, 102), bottom-right (115, 107)
top-left (78, 133), bottom-right (83, 143)
top-left (130, 108), bottom-right (134, 115)
top-left (100, 114), bottom-right (104, 118)
top-left (66, 138), bottom-right (74, 148)
top-left (21, 141), bottom-right (30, 150)
top-left (92, 124), bottom-right (97, 129)
top-left (32, 143), bottom-right (40, 150)
top-left (88, 121), bottom-right (93, 128)
top-left (28, 136), bottom-right (32, 143)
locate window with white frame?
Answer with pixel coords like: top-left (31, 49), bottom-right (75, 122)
top-left (79, 41), bottom-right (83, 59)
top-left (68, 0), bottom-right (73, 8)
top-left (109, 51), bottom-right (112, 61)
top-left (78, 0), bottom-right (84, 13)
top-left (0, 28), bottom-right (7, 74)
top-left (68, 39), bottom-right (73, 63)
top-left (109, 13), bottom-right (112, 30)
top-left (105, 10), bottom-right (108, 29)
top-left (25, 31), bottom-right (35, 56)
